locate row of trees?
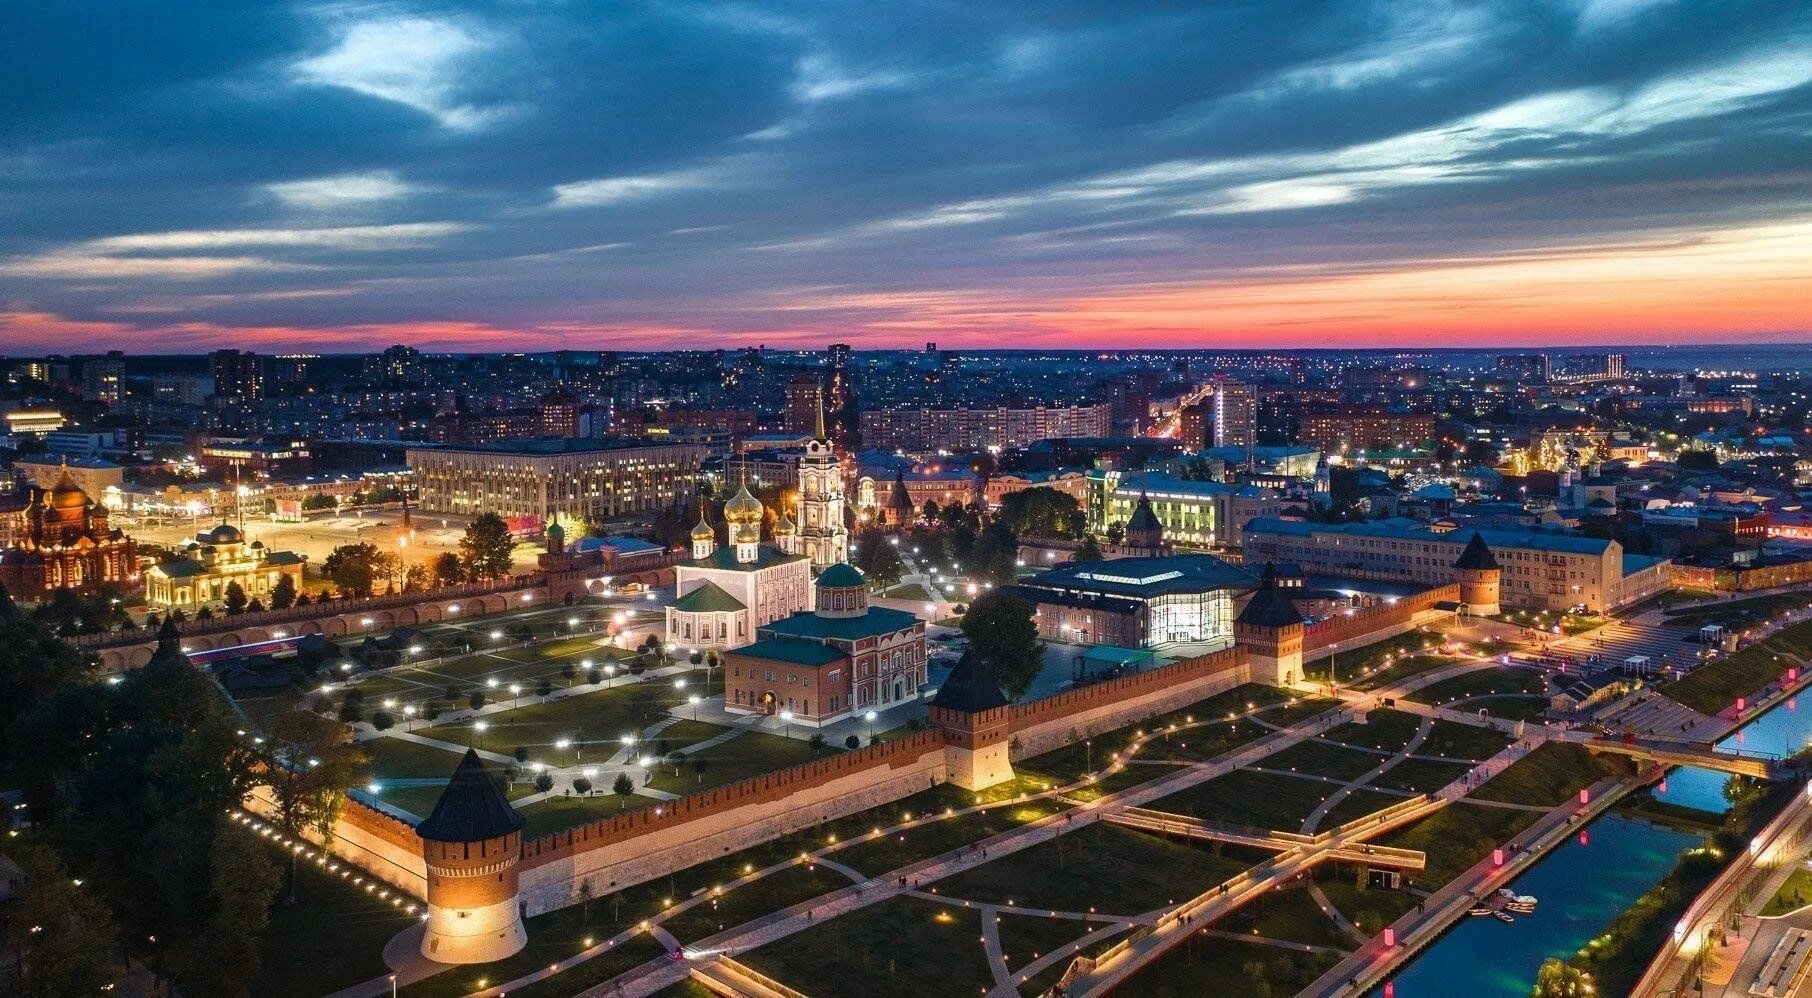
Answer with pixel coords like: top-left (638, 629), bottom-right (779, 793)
top-left (322, 512), bottom-right (517, 598)
top-left (1, 592), bottom-right (361, 995)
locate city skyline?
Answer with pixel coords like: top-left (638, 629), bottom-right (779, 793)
top-left (6, 2), bottom-right (1812, 353)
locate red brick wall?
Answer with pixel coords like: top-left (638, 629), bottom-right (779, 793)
top-left (1006, 645), bottom-right (1246, 735)
top-left (1303, 584), bottom-right (1458, 650)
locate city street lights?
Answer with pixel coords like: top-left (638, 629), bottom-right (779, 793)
top-left (689, 694), bottom-right (701, 721)
top-left (471, 720), bottom-right (488, 749)
top-left (865, 710), bottom-right (878, 743)
top-left (781, 709), bottom-right (795, 738)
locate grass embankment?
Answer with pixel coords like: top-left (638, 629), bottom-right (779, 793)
top-left (1663, 619), bottom-right (1812, 715)
top-left (1407, 667), bottom-right (1547, 707)
top-left (1663, 593), bottom-right (1811, 632)
top-left (1301, 629), bottom-right (1444, 686)
top-left (1763, 867), bottom-right (1812, 917)
top-left (1121, 932), bottom-right (1340, 997)
top-left (251, 843), bottom-right (421, 997)
top-left (928, 822), bottom-right (1259, 915)
top-left (741, 895), bottom-right (995, 998)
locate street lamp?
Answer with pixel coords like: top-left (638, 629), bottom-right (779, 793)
top-left (865, 710), bottom-right (878, 742)
top-left (781, 709), bottom-right (795, 738)
top-left (689, 694), bottom-right (701, 721)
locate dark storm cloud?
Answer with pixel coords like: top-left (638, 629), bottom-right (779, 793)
top-left (2, 0), bottom-right (1810, 347)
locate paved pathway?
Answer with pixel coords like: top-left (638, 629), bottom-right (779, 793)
top-left (1304, 716), bottom-right (1432, 832)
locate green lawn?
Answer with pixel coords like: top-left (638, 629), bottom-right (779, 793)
top-left (1664, 593), bottom-right (1811, 632)
top-left (658, 862), bottom-right (850, 944)
top-left (1470, 742), bottom-right (1632, 808)
top-left (1763, 868), bottom-right (1812, 916)
top-left (1407, 667), bottom-right (1547, 706)
top-left (1366, 758), bottom-right (1473, 794)
top-left (1322, 710), bottom-right (1423, 753)
top-left (1302, 629), bottom-right (1445, 685)
top-left (644, 731), bottom-right (828, 796)
top-left (1265, 739), bottom-right (1392, 782)
top-left (833, 799), bottom-right (1069, 878)
top-left (995, 912), bottom-right (1102, 974)
top-left (1133, 718), bottom-right (1275, 764)
top-left (1317, 876), bottom-right (1419, 936)
top-left (1462, 694), bottom-right (1550, 721)
top-left (1377, 799), bottom-right (1539, 887)
top-left (1664, 619), bottom-right (1812, 714)
top-left (358, 734), bottom-right (468, 779)
top-left (438, 673), bottom-right (723, 760)
top-left (1225, 884), bottom-right (1353, 950)
top-left (1014, 927), bottom-right (1130, 997)
top-left (741, 895), bottom-right (995, 998)
top-left (1318, 788), bottom-right (1412, 830)
top-left (1149, 769), bottom-right (1345, 832)
top-left (252, 844), bottom-right (421, 998)
top-left (1349, 654), bottom-right (1461, 692)
top-left (1122, 932), bottom-right (1340, 997)
top-left (1013, 683), bottom-right (1292, 786)
top-left (1421, 720), bottom-right (1514, 761)
top-left (928, 822), bottom-right (1255, 915)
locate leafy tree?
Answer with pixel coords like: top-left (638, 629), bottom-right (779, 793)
top-left (468, 691), bottom-right (487, 712)
top-left (256, 711), bottom-right (368, 903)
top-left (691, 757), bottom-right (708, 783)
top-left (322, 542), bottom-right (391, 598)
top-left (371, 710), bottom-right (394, 731)
top-left (336, 689), bottom-right (365, 724)
top-left (960, 590), bottom-right (1044, 701)
top-left (1530, 958), bottom-right (1595, 997)
top-left (534, 771), bottom-right (554, 793)
top-left (223, 580), bottom-right (248, 615)
top-left (178, 818), bottom-right (282, 996)
top-left (808, 733), bottom-right (827, 753)
top-left (854, 528), bottom-right (906, 588)
top-left (431, 551), bottom-right (466, 588)
top-left (0, 586), bottom-right (96, 735)
top-left (301, 493), bottom-right (338, 511)
top-left (402, 563), bottom-right (429, 593)
top-left (514, 746), bottom-right (530, 763)
top-left (1679, 449), bottom-right (1719, 472)
top-left (1074, 535), bottom-right (1104, 562)
top-left (246, 597), bottom-right (266, 614)
top-left (997, 487), bottom-right (1085, 539)
top-left (535, 677), bottom-right (554, 698)
top-left (613, 771), bottom-right (635, 807)
top-left (9, 843), bottom-right (122, 997)
top-left (845, 734), bottom-right (861, 750)
top-left (460, 512), bottom-right (517, 581)
top-left (197, 605), bottom-right (215, 620)
top-left (586, 665), bottom-right (604, 685)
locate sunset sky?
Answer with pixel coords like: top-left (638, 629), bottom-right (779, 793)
top-left (4, 1), bottom-right (1810, 353)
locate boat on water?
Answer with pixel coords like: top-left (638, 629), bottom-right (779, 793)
top-left (1468, 907), bottom-right (1494, 917)
top-left (1494, 911), bottom-right (1516, 923)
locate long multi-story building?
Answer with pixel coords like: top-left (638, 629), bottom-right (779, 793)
top-left (210, 349), bottom-right (265, 404)
top-left (1296, 405), bottom-right (1435, 454)
top-left (1091, 470), bottom-right (1285, 549)
top-left (859, 403), bottom-right (1112, 452)
top-left (407, 438), bottom-right (708, 524)
top-left (1241, 517), bottom-right (1670, 612)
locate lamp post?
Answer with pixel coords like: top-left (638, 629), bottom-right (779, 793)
top-left (781, 709), bottom-right (794, 739)
top-left (689, 694), bottom-right (701, 721)
top-left (865, 710), bottom-right (878, 742)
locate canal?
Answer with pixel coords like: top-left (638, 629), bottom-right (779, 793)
top-left (1374, 691), bottom-right (1812, 995)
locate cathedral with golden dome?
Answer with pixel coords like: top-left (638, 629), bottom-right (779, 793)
top-left (0, 466), bottom-right (139, 599)
top-left (665, 476), bottom-right (813, 651)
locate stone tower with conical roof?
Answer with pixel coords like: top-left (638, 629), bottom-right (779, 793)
top-left (1452, 532), bottom-right (1502, 616)
top-left (418, 749), bottom-right (528, 964)
top-left (884, 467), bottom-right (915, 527)
top-left (1235, 562), bottom-right (1304, 687)
top-left (1123, 490), bottom-right (1164, 554)
top-left (930, 651), bottom-right (1014, 790)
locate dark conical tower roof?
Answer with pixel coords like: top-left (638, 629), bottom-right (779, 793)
top-left (147, 614), bottom-right (189, 668)
top-left (1237, 562), bottom-right (1303, 628)
top-left (887, 468), bottom-right (914, 512)
top-left (416, 750), bottom-right (526, 842)
top-left (931, 650), bottom-right (1010, 713)
top-left (1126, 491), bottom-right (1161, 536)
top-left (1452, 531), bottom-right (1499, 571)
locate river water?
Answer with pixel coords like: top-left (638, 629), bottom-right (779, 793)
top-left (1374, 690), bottom-right (1812, 995)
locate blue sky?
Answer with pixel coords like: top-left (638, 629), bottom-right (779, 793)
top-left (3, 0), bottom-right (1810, 351)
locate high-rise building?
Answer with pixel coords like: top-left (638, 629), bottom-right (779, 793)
top-left (1211, 379), bottom-right (1256, 455)
top-left (270, 354), bottom-right (316, 387)
top-left (1495, 353), bottom-right (1550, 383)
top-left (1178, 401), bottom-right (1212, 451)
top-left (784, 373), bottom-right (824, 435)
top-left (539, 383), bottom-right (579, 437)
top-left (365, 344), bottom-right (426, 387)
top-left (210, 349), bottom-right (264, 403)
top-left (80, 351), bottom-right (125, 404)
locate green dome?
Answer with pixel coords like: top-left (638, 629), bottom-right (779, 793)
top-left (816, 563), bottom-right (865, 588)
top-left (545, 519), bottom-right (564, 541)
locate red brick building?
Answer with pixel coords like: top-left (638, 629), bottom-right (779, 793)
top-left (723, 564), bottom-right (927, 725)
top-left (0, 469), bottom-right (138, 598)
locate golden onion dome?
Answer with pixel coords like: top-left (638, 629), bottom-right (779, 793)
top-left (690, 511), bottom-right (716, 541)
top-left (723, 482), bottom-right (764, 524)
top-left (734, 520), bottom-right (762, 545)
top-left (773, 512), bottom-right (796, 535)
